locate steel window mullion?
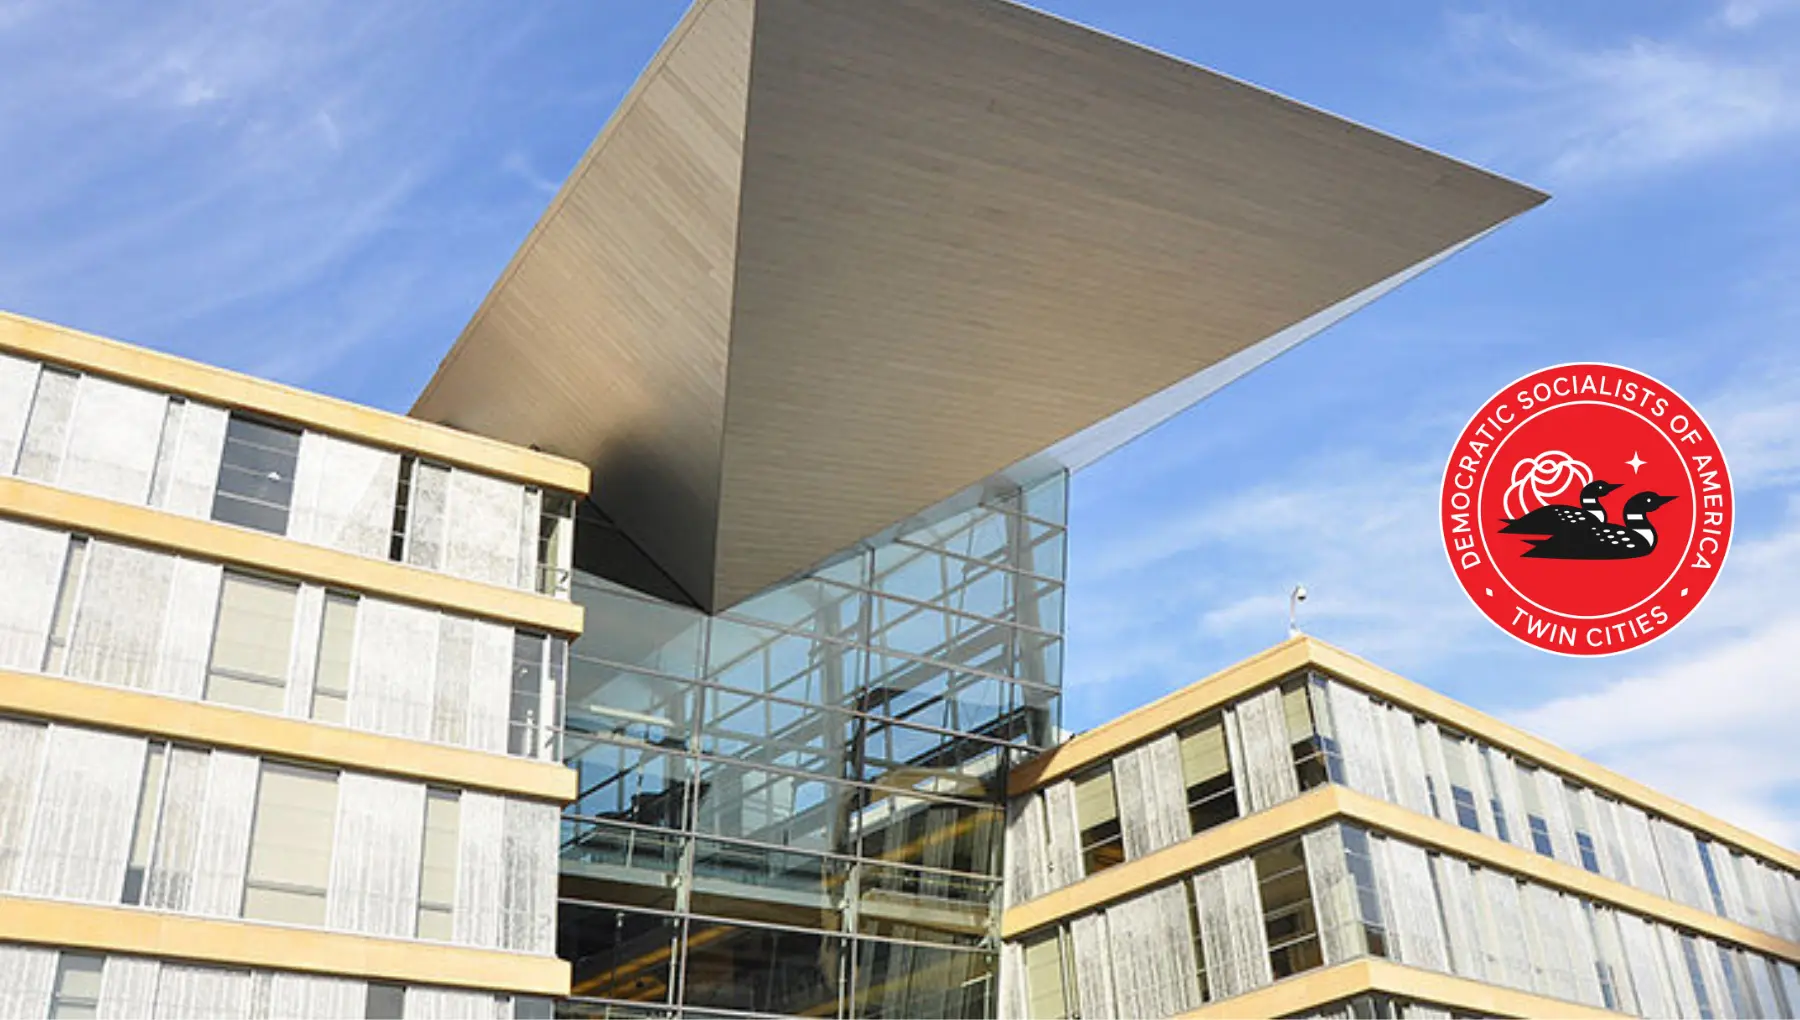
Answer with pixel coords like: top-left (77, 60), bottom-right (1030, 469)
top-left (570, 627), bottom-right (1062, 699)
top-left (565, 673), bottom-right (1049, 754)
top-left (554, 896), bottom-right (992, 954)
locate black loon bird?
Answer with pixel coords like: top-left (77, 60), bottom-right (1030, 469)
top-left (1499, 479), bottom-right (1623, 535)
top-left (1519, 491), bottom-right (1679, 560)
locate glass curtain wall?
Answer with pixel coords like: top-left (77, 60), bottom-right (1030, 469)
top-left (558, 474), bottom-right (1067, 1018)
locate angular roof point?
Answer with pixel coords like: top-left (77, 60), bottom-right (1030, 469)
top-left (413, 0), bottom-right (1545, 612)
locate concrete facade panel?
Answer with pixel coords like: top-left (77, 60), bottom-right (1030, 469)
top-left (289, 431), bottom-right (401, 560)
top-left (0, 518), bottom-right (67, 672)
top-left (59, 373), bottom-right (167, 505)
top-left (0, 353), bottom-right (40, 475)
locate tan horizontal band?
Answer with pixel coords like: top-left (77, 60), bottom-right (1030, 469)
top-left (1182, 958), bottom-right (1623, 1019)
top-left (0, 476), bottom-right (582, 636)
top-left (1002, 786), bottom-right (1335, 937)
top-left (0, 895), bottom-right (569, 997)
top-left (1006, 638), bottom-right (1310, 796)
top-left (0, 670), bottom-right (576, 804)
top-left (1008, 635), bottom-right (1800, 874)
top-left (1002, 784), bottom-right (1800, 964)
top-left (0, 311), bottom-right (588, 494)
top-left (1344, 787), bottom-right (1800, 963)
top-left (1305, 640), bottom-right (1800, 874)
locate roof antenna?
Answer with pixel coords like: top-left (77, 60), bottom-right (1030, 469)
top-left (1288, 583), bottom-right (1308, 638)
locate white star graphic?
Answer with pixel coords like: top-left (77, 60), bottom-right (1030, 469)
top-left (1626, 451), bottom-right (1645, 473)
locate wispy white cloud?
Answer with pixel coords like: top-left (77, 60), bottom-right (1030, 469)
top-left (1716, 0), bottom-right (1800, 30)
top-left (501, 150), bottom-right (563, 198)
top-left (0, 0), bottom-right (631, 402)
top-left (1065, 448), bottom-right (1493, 729)
top-left (0, 2), bottom-right (435, 375)
top-left (1440, 11), bottom-right (1800, 184)
top-left (1709, 368), bottom-right (1800, 492)
top-left (1509, 569), bottom-right (1800, 845)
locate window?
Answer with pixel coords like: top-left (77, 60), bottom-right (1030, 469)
top-left (1718, 947), bottom-right (1752, 1019)
top-left (1338, 995), bottom-right (1400, 1020)
top-left (388, 455), bottom-right (415, 562)
top-left (310, 593), bottom-right (357, 723)
top-left (535, 490), bottom-right (575, 596)
top-left (364, 982), bottom-right (405, 1020)
top-left (1073, 765), bottom-right (1122, 875)
top-left (205, 573), bottom-right (299, 713)
top-left (503, 633), bottom-right (565, 761)
top-left (42, 536), bottom-right (87, 674)
top-left (1527, 817), bottom-right (1554, 857)
top-left (49, 952), bottom-right (104, 1019)
top-left (1680, 935), bottom-right (1715, 1019)
top-left (685, 920), bottom-right (842, 1016)
top-left (1449, 788), bottom-right (1482, 833)
top-left (1341, 826), bottom-right (1388, 957)
top-left (1022, 930), bottom-right (1071, 1019)
top-left (1183, 880), bottom-right (1213, 1002)
top-left (1575, 833), bottom-right (1600, 874)
top-left (1284, 678), bottom-right (1340, 790)
top-left (417, 789), bottom-right (459, 939)
top-left (122, 743), bottom-right (168, 904)
top-left (1178, 713), bottom-right (1238, 835)
top-left (1697, 840), bottom-right (1728, 914)
top-left (549, 638), bottom-right (566, 760)
top-left (1441, 734), bottom-right (1481, 833)
top-left (1310, 676), bottom-right (1346, 783)
top-left (211, 413), bottom-right (301, 534)
top-left (243, 763), bottom-right (337, 925)
top-left (1255, 838), bottom-right (1322, 979)
top-left (510, 632), bottom-right (547, 758)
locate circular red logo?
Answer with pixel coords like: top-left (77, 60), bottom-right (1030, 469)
top-left (1440, 363), bottom-right (1732, 656)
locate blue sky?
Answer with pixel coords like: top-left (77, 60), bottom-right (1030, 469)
top-left (2, 0), bottom-right (1796, 844)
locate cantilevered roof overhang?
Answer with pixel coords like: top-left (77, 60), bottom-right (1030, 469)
top-left (412, 0), bottom-right (1546, 612)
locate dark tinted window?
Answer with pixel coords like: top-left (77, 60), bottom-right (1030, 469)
top-left (1577, 832), bottom-right (1601, 874)
top-left (1697, 840), bottom-right (1728, 914)
top-left (364, 982), bottom-right (404, 1019)
top-left (1528, 815), bottom-right (1554, 857)
top-left (1256, 838), bottom-right (1323, 979)
top-left (1451, 786), bottom-right (1481, 832)
top-left (1342, 826), bottom-right (1389, 958)
top-left (211, 414), bottom-right (300, 534)
top-left (511, 631), bottom-right (546, 757)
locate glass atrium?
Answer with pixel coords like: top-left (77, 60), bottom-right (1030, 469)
top-left (556, 473), bottom-right (1068, 1018)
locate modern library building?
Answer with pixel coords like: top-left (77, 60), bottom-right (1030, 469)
top-left (1000, 638), bottom-right (1800, 1019)
top-left (0, 0), bottom-right (1789, 1018)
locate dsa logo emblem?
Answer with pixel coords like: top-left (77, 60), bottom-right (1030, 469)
top-left (1439, 363), bottom-right (1732, 656)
